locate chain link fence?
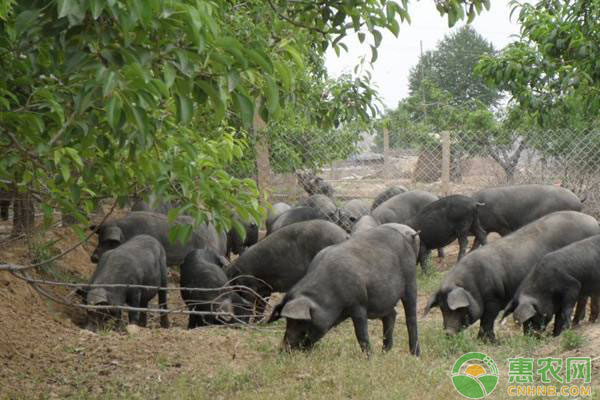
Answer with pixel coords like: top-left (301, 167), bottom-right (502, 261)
top-left (262, 127), bottom-right (600, 218)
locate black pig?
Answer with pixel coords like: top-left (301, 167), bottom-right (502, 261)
top-left (269, 224), bottom-right (420, 356)
top-left (84, 235), bottom-right (169, 331)
top-left (180, 249), bottom-right (249, 328)
top-left (503, 235), bottom-right (600, 336)
top-left (425, 211), bottom-right (600, 341)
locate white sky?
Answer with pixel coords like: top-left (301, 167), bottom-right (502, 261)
top-left (325, 1), bottom-right (523, 110)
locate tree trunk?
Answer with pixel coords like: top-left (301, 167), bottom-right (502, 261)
top-left (0, 189), bottom-right (12, 221)
top-left (12, 191), bottom-right (34, 235)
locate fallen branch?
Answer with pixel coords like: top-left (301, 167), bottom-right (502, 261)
top-left (9, 273), bottom-right (270, 305)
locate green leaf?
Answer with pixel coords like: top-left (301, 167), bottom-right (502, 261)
top-left (233, 91), bottom-right (254, 129)
top-left (167, 225), bottom-right (178, 245)
top-left (351, 15), bottom-right (360, 31)
top-left (167, 207), bottom-right (180, 223)
top-left (15, 9), bottom-right (39, 36)
top-left (373, 30), bottom-right (383, 47)
top-left (57, 0), bottom-right (78, 18)
top-left (231, 219), bottom-right (246, 242)
top-left (65, 147), bottom-right (84, 168)
top-left (358, 32), bottom-right (366, 43)
top-left (334, 44), bottom-right (340, 57)
top-left (131, 106), bottom-right (149, 136)
top-left (175, 94), bottom-right (193, 125)
top-left (227, 70), bottom-right (241, 92)
top-left (284, 46), bottom-right (304, 70)
top-left (102, 71), bottom-right (117, 97)
top-left (176, 224), bottom-right (193, 246)
top-left (370, 45), bottom-right (378, 63)
top-left (332, 10), bottom-right (346, 26)
top-left (264, 76), bottom-right (279, 115)
top-left (57, 0), bottom-right (84, 26)
top-left (151, 79), bottom-right (169, 98)
top-left (107, 95), bottom-right (122, 130)
top-left (386, 3), bottom-right (396, 23)
top-left (53, 149), bottom-right (62, 166)
top-left (196, 81), bottom-right (225, 121)
top-left (389, 19), bottom-right (400, 36)
top-left (164, 64), bottom-right (177, 88)
top-left (60, 163), bottom-right (71, 182)
top-left (216, 37), bottom-right (246, 67)
top-left (89, 0), bottom-right (104, 19)
top-left (245, 49), bottom-right (273, 73)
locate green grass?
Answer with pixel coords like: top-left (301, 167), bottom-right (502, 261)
top-left (560, 329), bottom-right (586, 351)
top-left (417, 265), bottom-right (444, 294)
top-left (56, 317), bottom-right (571, 400)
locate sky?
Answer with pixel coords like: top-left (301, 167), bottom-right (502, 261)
top-left (325, 1), bottom-right (523, 110)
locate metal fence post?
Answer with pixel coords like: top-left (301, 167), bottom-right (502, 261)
top-left (331, 161), bottom-right (338, 180)
top-left (254, 100), bottom-right (271, 204)
top-left (441, 131), bottom-right (451, 196)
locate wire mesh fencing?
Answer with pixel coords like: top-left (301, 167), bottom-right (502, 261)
top-left (262, 126), bottom-right (600, 218)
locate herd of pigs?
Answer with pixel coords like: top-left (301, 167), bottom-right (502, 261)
top-left (78, 183), bottom-right (600, 357)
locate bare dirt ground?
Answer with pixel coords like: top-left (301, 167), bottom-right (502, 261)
top-left (0, 221), bottom-right (270, 398)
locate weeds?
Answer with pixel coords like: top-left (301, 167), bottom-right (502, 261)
top-left (29, 236), bottom-right (84, 283)
top-left (417, 267), bottom-right (443, 294)
top-left (561, 329), bottom-right (585, 351)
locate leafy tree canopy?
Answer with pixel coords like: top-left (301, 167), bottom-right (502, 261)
top-left (409, 25), bottom-right (501, 108)
top-left (0, 0), bottom-right (491, 238)
top-left (476, 0), bottom-right (600, 124)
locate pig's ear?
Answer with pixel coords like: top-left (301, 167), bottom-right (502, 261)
top-left (514, 302), bottom-right (537, 325)
top-left (217, 298), bottom-right (234, 322)
top-left (103, 226), bottom-right (123, 243)
top-left (87, 289), bottom-right (108, 305)
top-left (447, 287), bottom-right (471, 310)
top-left (424, 291), bottom-right (440, 316)
top-left (280, 297), bottom-right (312, 321)
top-left (448, 287), bottom-right (481, 319)
top-left (501, 299), bottom-right (518, 321)
top-left (216, 255), bottom-right (230, 268)
top-left (267, 301), bottom-right (285, 323)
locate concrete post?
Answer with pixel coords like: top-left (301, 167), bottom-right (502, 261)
top-left (441, 131), bottom-right (451, 196)
top-left (254, 100), bottom-right (271, 204)
top-left (383, 126), bottom-right (391, 182)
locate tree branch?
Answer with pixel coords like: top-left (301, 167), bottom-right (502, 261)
top-left (48, 112), bottom-right (77, 147)
top-left (266, 0), bottom-right (329, 35)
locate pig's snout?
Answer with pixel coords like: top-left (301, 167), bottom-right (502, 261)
top-left (444, 328), bottom-right (458, 336)
top-left (443, 324), bottom-right (462, 336)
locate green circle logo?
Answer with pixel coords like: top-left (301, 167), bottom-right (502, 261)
top-left (451, 352), bottom-right (499, 399)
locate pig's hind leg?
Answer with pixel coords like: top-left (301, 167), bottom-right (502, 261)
top-left (351, 306), bottom-right (371, 355)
